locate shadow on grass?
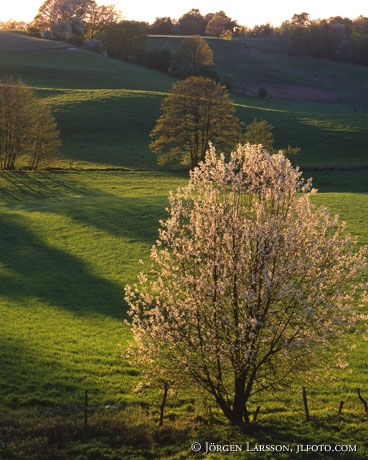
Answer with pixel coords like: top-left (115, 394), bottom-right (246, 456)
top-left (56, 95), bottom-right (162, 169)
top-left (0, 212), bottom-right (124, 318)
top-left (0, 171), bottom-right (96, 202)
top-left (0, 337), bottom-right (83, 408)
top-left (58, 194), bottom-right (167, 243)
top-left (1, 170), bottom-right (170, 241)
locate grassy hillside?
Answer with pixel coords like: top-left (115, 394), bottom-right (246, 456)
top-left (0, 171), bottom-right (187, 406)
top-left (0, 31), bottom-right (176, 170)
top-left (151, 36), bottom-right (368, 170)
top-left (151, 36), bottom-right (368, 105)
top-left (0, 170), bottom-right (366, 459)
top-left (0, 31), bottom-right (367, 459)
top-left (0, 31), bottom-right (367, 172)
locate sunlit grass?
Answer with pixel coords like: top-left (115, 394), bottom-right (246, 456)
top-left (0, 172), bottom-right (367, 458)
top-left (0, 171), bottom-right (366, 413)
top-left (0, 31), bottom-right (367, 458)
top-left (312, 192), bottom-right (368, 245)
top-left (0, 172), bottom-right (187, 409)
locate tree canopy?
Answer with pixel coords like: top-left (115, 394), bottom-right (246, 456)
top-left (149, 76), bottom-right (242, 169)
top-left (176, 8), bottom-right (209, 36)
top-left (102, 21), bottom-right (148, 61)
top-left (173, 35), bottom-right (214, 76)
top-left (205, 12), bottom-right (236, 39)
top-left (280, 14), bottom-right (368, 65)
top-left (125, 144), bottom-right (367, 425)
top-left (244, 118), bottom-right (275, 150)
top-left (0, 77), bottom-right (61, 170)
top-left (84, 3), bottom-right (123, 39)
top-left (33, 0), bottom-right (122, 44)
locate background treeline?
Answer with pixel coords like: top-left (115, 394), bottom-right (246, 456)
top-left (149, 11), bottom-right (368, 66)
top-left (277, 13), bottom-right (368, 66)
top-left (2, 2), bottom-right (368, 67)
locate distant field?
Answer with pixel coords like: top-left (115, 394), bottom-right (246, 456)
top-left (0, 31), bottom-right (67, 52)
top-left (151, 35), bottom-right (368, 169)
top-left (150, 36), bottom-right (368, 104)
top-left (0, 31), bottom-right (367, 170)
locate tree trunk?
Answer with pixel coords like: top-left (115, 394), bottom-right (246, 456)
top-left (159, 382), bottom-right (170, 426)
top-left (229, 374), bottom-right (247, 425)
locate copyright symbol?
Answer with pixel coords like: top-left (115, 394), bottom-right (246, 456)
top-left (191, 442), bottom-right (202, 452)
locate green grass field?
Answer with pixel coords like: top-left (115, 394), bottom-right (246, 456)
top-left (0, 31), bottom-right (367, 459)
top-left (0, 171), bottom-right (187, 406)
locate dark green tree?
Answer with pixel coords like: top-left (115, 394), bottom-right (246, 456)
top-left (102, 21), bottom-right (148, 61)
top-left (244, 118), bottom-right (275, 150)
top-left (176, 9), bottom-right (207, 35)
top-left (146, 46), bottom-right (173, 72)
top-left (149, 17), bottom-right (175, 35)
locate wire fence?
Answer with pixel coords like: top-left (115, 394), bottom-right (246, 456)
top-left (0, 390), bottom-right (135, 448)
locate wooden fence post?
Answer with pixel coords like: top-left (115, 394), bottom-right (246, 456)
top-left (74, 402), bottom-right (78, 430)
top-left (338, 400), bottom-right (344, 415)
top-left (84, 390), bottom-right (88, 430)
top-left (357, 388), bottom-right (368, 415)
top-left (302, 387), bottom-right (310, 421)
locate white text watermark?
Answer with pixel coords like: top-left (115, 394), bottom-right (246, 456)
top-left (191, 441), bottom-right (358, 455)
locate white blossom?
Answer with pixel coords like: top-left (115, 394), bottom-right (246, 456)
top-left (125, 144), bottom-right (367, 424)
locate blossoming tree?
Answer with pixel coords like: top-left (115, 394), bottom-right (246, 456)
top-left (125, 144), bottom-right (367, 425)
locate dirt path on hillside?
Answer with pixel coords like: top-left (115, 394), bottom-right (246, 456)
top-left (237, 82), bottom-right (348, 103)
